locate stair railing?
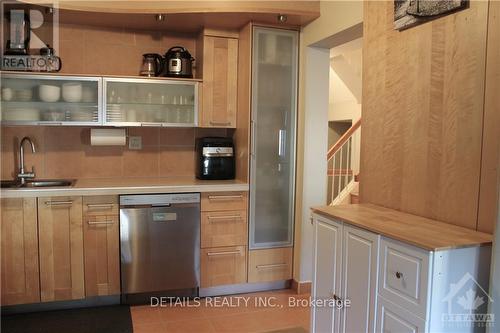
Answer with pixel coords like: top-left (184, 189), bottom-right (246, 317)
top-left (327, 118), bottom-right (361, 205)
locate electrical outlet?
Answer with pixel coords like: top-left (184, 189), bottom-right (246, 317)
top-left (128, 136), bottom-right (142, 150)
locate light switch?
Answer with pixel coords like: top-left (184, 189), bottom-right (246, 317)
top-left (128, 136), bottom-right (142, 150)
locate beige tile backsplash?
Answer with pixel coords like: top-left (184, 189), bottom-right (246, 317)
top-left (0, 127), bottom-right (227, 180)
top-left (0, 22), bottom-right (217, 180)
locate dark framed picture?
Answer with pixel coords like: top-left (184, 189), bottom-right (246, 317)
top-left (394, 0), bottom-right (469, 30)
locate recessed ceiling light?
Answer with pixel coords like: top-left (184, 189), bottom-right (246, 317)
top-left (277, 14), bottom-right (287, 23)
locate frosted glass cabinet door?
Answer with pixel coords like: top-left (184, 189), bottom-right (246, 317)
top-left (0, 74), bottom-right (101, 125)
top-left (103, 78), bottom-right (198, 127)
top-left (249, 27), bottom-right (298, 249)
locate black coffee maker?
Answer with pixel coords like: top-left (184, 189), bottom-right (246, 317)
top-left (196, 137), bottom-right (235, 180)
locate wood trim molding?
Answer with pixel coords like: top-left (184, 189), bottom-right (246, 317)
top-left (477, 0), bottom-right (500, 233)
top-left (291, 279), bottom-right (312, 295)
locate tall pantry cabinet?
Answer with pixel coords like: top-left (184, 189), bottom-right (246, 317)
top-left (245, 26), bottom-right (299, 283)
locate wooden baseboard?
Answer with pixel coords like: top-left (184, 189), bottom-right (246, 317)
top-left (291, 279), bottom-right (312, 294)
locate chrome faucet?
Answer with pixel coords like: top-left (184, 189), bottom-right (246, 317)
top-left (18, 136), bottom-right (36, 185)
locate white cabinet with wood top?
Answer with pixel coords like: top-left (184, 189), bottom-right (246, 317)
top-left (311, 211), bottom-right (492, 333)
top-left (0, 198), bottom-right (40, 306)
top-left (38, 196), bottom-right (85, 302)
top-left (311, 214), bottom-right (379, 333)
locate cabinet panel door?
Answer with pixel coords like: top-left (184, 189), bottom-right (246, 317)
top-left (38, 197), bottom-right (85, 302)
top-left (201, 210), bottom-right (247, 248)
top-left (0, 198), bottom-right (40, 305)
top-left (201, 246), bottom-right (246, 287)
top-left (341, 225), bottom-right (379, 333)
top-left (379, 237), bottom-right (430, 319)
top-left (249, 27), bottom-right (298, 249)
top-left (83, 214), bottom-right (120, 297)
top-left (376, 296), bottom-right (426, 333)
top-left (247, 247), bottom-right (292, 283)
top-left (311, 216), bottom-right (343, 333)
top-left (201, 36), bottom-right (238, 128)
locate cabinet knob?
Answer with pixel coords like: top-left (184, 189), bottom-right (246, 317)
top-left (331, 293), bottom-right (342, 301)
top-left (395, 271), bottom-right (403, 279)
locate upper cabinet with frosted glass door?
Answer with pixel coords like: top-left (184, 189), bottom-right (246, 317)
top-left (0, 73), bottom-right (101, 125)
top-left (103, 78), bottom-right (199, 127)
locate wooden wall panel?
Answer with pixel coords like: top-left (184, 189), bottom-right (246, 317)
top-left (360, 0), bottom-right (489, 229)
top-left (478, 1), bottom-right (500, 233)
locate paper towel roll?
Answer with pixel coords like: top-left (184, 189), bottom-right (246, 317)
top-left (90, 128), bottom-right (126, 146)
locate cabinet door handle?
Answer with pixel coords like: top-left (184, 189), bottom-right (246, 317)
top-left (207, 215), bottom-right (242, 221)
top-left (141, 122), bottom-right (162, 127)
top-left (210, 121), bottom-right (231, 126)
top-left (86, 203), bottom-right (114, 209)
top-left (207, 250), bottom-right (241, 257)
top-left (395, 271), bottom-right (403, 279)
top-left (250, 120), bottom-right (256, 158)
top-left (208, 195), bottom-right (243, 201)
top-left (45, 200), bottom-right (73, 206)
top-left (331, 293), bottom-right (342, 301)
top-left (256, 263), bottom-right (288, 269)
top-left (38, 122), bottom-right (63, 126)
top-left (87, 220), bottom-right (115, 225)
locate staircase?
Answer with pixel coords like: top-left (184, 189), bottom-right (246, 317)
top-left (327, 119), bottom-right (361, 205)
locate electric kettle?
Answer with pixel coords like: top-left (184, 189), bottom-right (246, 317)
top-left (140, 53), bottom-right (163, 77)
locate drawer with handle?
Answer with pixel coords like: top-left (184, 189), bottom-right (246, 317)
top-left (248, 247), bottom-right (293, 283)
top-left (201, 245), bottom-right (246, 287)
top-left (201, 210), bottom-right (247, 248)
top-left (379, 237), bottom-right (430, 319)
top-left (85, 215), bottom-right (118, 227)
top-left (83, 196), bottom-right (118, 216)
top-left (201, 192), bottom-right (248, 212)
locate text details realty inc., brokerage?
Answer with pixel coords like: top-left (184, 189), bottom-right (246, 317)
top-left (150, 296), bottom-right (350, 309)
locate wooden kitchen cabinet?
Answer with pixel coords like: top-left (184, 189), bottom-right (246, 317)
top-left (201, 210), bottom-right (247, 248)
top-left (38, 196), bottom-right (85, 302)
top-left (0, 198), bottom-right (40, 306)
top-left (201, 246), bottom-right (246, 287)
top-left (83, 196), bottom-right (120, 297)
top-left (198, 34), bottom-right (238, 128)
top-left (248, 247), bottom-right (293, 283)
top-left (200, 191), bottom-right (248, 287)
top-left (201, 191), bottom-right (248, 211)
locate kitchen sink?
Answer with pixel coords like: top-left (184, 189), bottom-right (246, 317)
top-left (1, 179), bottom-right (74, 188)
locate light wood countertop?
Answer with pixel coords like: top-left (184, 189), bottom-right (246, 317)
top-left (312, 204), bottom-right (493, 251)
top-left (1, 177), bottom-right (248, 198)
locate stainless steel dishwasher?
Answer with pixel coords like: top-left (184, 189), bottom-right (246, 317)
top-left (119, 193), bottom-right (200, 303)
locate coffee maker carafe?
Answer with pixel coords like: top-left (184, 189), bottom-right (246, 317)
top-left (140, 53), bottom-right (163, 77)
